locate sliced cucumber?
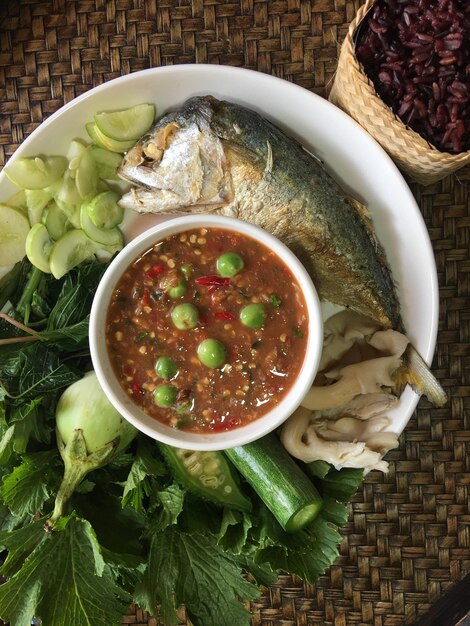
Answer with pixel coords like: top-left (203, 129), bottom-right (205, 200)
top-left (49, 229), bottom-right (96, 279)
top-left (57, 169), bottom-right (82, 207)
top-left (94, 104), bottom-right (155, 142)
top-left (86, 122), bottom-right (136, 153)
top-left (90, 146), bottom-right (122, 181)
top-left (6, 190), bottom-right (27, 211)
top-left (85, 190), bottom-right (123, 229)
top-left (75, 146), bottom-right (99, 200)
top-left (54, 199), bottom-right (81, 229)
top-left (67, 139), bottom-right (87, 168)
top-left (25, 188), bottom-right (54, 225)
top-left (80, 205), bottom-right (123, 246)
top-left (4, 156), bottom-right (67, 189)
top-left (0, 204), bottom-right (30, 266)
top-left (25, 223), bottom-right (52, 273)
top-left (86, 122), bottom-right (108, 150)
top-left (42, 201), bottom-right (70, 241)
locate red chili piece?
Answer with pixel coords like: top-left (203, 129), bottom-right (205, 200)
top-left (131, 381), bottom-right (143, 397)
top-left (227, 418), bottom-right (241, 429)
top-left (142, 288), bottom-right (150, 307)
top-left (195, 275), bottom-right (230, 287)
top-left (145, 264), bottom-right (166, 279)
top-left (214, 311), bottom-right (235, 321)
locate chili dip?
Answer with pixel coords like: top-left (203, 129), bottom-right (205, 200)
top-left (106, 227), bottom-right (309, 433)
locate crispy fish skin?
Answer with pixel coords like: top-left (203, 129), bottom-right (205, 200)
top-left (119, 96), bottom-right (400, 330)
top-left (118, 96), bottom-right (446, 406)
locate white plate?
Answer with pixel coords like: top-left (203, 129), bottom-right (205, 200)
top-left (0, 64), bottom-right (439, 437)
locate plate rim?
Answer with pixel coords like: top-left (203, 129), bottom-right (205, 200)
top-left (0, 63), bottom-right (439, 437)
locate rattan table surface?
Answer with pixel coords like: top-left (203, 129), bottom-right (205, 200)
top-left (0, 2), bottom-right (469, 625)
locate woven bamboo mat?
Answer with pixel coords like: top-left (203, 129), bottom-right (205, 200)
top-left (1, 1), bottom-right (470, 625)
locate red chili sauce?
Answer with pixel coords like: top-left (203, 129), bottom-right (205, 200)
top-left (106, 227), bottom-right (309, 433)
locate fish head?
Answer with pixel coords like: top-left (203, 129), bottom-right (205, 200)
top-left (118, 100), bottom-right (234, 212)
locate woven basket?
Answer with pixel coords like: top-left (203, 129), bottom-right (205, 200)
top-left (328, 0), bottom-right (470, 186)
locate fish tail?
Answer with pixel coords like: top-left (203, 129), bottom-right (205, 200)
top-left (395, 345), bottom-right (447, 407)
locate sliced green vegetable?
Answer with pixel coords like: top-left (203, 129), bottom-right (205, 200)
top-left (160, 444), bottom-right (252, 513)
top-left (75, 146), bottom-right (99, 199)
top-left (225, 433), bottom-right (323, 532)
top-left (80, 204), bottom-right (123, 246)
top-left (48, 229), bottom-right (96, 279)
top-left (6, 189), bottom-right (27, 210)
top-left (4, 155), bottom-right (67, 189)
top-left (57, 169), bottom-right (82, 207)
top-left (42, 200), bottom-right (70, 240)
top-left (25, 223), bottom-right (53, 273)
top-left (86, 122), bottom-right (136, 153)
top-left (0, 204), bottom-right (30, 266)
top-left (85, 190), bottom-right (123, 229)
top-left (25, 188), bottom-right (53, 225)
top-left (90, 146), bottom-right (123, 180)
top-left (94, 103), bottom-right (155, 142)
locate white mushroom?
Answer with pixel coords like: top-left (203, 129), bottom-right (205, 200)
top-left (303, 329), bottom-right (409, 411)
top-left (280, 407), bottom-right (392, 473)
top-left (319, 311), bottom-right (380, 372)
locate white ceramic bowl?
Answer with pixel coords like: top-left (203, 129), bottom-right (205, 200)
top-left (89, 214), bottom-right (323, 451)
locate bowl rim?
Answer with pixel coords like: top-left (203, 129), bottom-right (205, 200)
top-left (89, 214), bottom-right (323, 450)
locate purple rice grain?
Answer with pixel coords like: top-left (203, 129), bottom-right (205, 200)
top-left (356, 0), bottom-right (470, 153)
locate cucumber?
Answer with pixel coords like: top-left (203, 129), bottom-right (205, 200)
top-left (159, 444), bottom-right (252, 513)
top-left (85, 190), bottom-right (123, 229)
top-left (49, 229), bottom-right (96, 279)
top-left (25, 223), bottom-right (52, 273)
top-left (54, 199), bottom-right (81, 229)
top-left (94, 103), bottom-right (155, 142)
top-left (66, 139), bottom-right (87, 167)
top-left (79, 205), bottom-right (123, 247)
top-left (225, 433), bottom-right (323, 532)
top-left (0, 204), bottom-right (30, 266)
top-left (75, 147), bottom-right (99, 199)
top-left (25, 188), bottom-right (54, 225)
top-left (57, 170), bottom-right (82, 208)
top-left (90, 146), bottom-right (122, 181)
top-left (6, 190), bottom-right (27, 211)
top-left (42, 201), bottom-right (70, 241)
top-left (86, 122), bottom-right (135, 153)
top-left (4, 156), bottom-right (67, 189)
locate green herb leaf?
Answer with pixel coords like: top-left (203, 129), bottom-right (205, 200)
top-left (1, 450), bottom-right (61, 518)
top-left (320, 467), bottom-right (364, 503)
top-left (217, 508), bottom-right (252, 554)
top-left (269, 294), bottom-right (282, 308)
top-left (304, 459), bottom-right (331, 479)
top-left (0, 343), bottom-right (81, 400)
top-left (0, 514), bottom-right (130, 626)
top-left (149, 482), bottom-right (186, 533)
top-left (135, 527), bottom-right (259, 626)
top-left (47, 262), bottom-right (109, 331)
top-left (121, 437), bottom-right (166, 513)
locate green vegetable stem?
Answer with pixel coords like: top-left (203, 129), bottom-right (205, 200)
top-left (46, 371), bottom-right (137, 530)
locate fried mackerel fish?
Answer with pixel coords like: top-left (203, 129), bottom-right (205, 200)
top-left (118, 95), bottom-right (446, 409)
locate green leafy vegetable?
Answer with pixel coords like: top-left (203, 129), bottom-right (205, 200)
top-left (0, 514), bottom-right (130, 626)
top-left (136, 528), bottom-right (259, 626)
top-left (0, 450), bottom-right (61, 518)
